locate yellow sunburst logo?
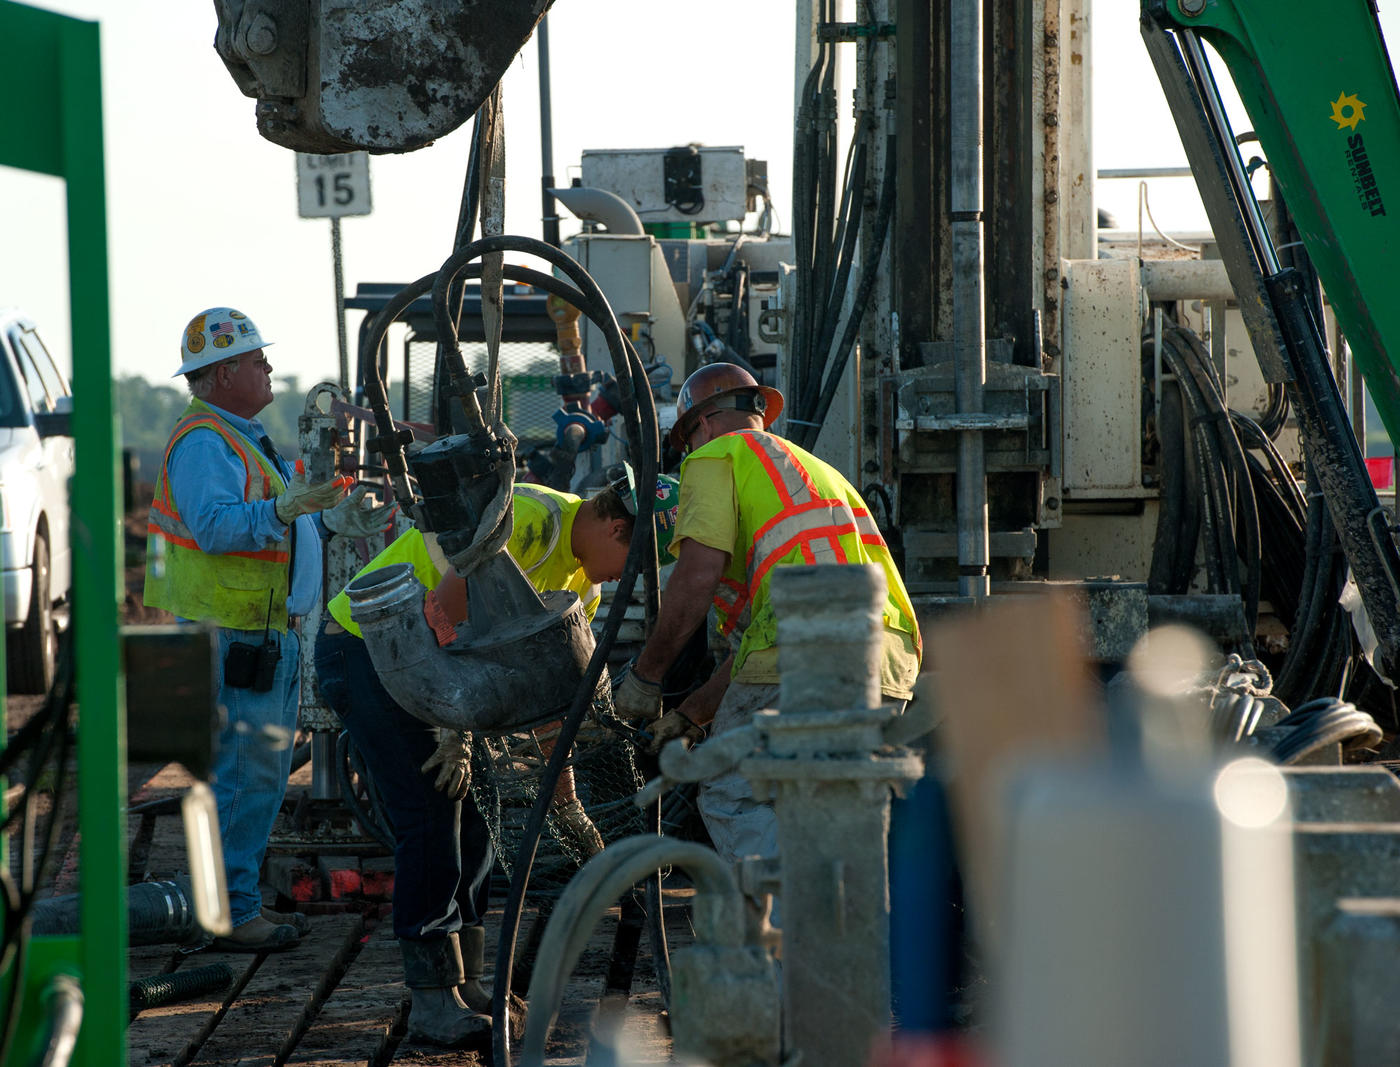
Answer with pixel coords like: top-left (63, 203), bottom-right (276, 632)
top-left (1331, 91), bottom-right (1367, 130)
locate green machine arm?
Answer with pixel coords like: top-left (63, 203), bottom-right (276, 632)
top-left (1143, 0), bottom-right (1400, 680)
top-left (1150, 0), bottom-right (1400, 444)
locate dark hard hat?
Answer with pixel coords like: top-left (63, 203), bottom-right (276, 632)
top-left (670, 363), bottom-right (784, 451)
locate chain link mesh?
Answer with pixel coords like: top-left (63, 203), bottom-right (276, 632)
top-left (469, 684), bottom-right (648, 898)
top-left (405, 335), bottom-right (561, 448)
top-left (403, 339), bottom-right (437, 425)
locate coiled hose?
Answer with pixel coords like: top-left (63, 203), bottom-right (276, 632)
top-left (1269, 698), bottom-right (1383, 765)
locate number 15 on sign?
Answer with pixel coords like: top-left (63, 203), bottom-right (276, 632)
top-left (296, 152), bottom-right (372, 218)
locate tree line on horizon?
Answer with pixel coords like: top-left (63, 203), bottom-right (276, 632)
top-left (116, 374), bottom-right (404, 490)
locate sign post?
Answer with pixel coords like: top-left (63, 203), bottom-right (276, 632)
top-left (296, 152), bottom-right (372, 390)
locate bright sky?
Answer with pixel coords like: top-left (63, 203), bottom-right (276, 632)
top-left (3, 1), bottom-right (1398, 391)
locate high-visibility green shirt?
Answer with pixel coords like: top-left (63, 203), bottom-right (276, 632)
top-left (673, 430), bottom-right (921, 698)
top-left (144, 398), bottom-right (291, 631)
top-left (326, 486), bottom-right (599, 637)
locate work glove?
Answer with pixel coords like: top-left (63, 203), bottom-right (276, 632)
top-left (550, 797), bottom-right (606, 859)
top-left (420, 730), bottom-right (472, 800)
top-left (274, 461), bottom-right (351, 524)
top-left (645, 709), bottom-right (705, 755)
top-left (613, 667), bottom-right (663, 722)
top-left (323, 486), bottom-right (397, 538)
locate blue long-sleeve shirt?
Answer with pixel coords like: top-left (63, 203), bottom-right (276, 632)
top-left (166, 401), bottom-right (321, 619)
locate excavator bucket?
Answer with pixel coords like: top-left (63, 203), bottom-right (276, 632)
top-left (213, 0), bottom-right (551, 154)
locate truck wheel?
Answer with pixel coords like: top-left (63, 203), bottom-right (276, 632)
top-left (8, 533), bottom-right (56, 694)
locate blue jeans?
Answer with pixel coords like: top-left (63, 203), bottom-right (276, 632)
top-left (212, 626), bottom-right (301, 928)
top-left (313, 623), bottom-right (494, 940)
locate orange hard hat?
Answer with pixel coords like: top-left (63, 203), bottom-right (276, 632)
top-left (670, 363), bottom-right (784, 451)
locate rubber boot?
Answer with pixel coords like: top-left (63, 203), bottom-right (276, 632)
top-left (399, 933), bottom-right (492, 1047)
top-left (459, 924), bottom-right (526, 1041)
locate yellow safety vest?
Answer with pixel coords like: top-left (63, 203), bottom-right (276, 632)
top-left (326, 486), bottom-right (597, 637)
top-left (681, 429), bottom-right (921, 674)
top-left (143, 399), bottom-right (291, 631)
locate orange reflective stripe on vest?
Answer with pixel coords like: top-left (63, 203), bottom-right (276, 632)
top-left (147, 412), bottom-right (288, 564)
top-left (692, 429), bottom-right (921, 660)
top-left (740, 432), bottom-right (859, 591)
top-left (713, 576), bottom-right (750, 637)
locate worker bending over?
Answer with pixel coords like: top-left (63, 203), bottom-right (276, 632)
top-left (315, 474), bottom-right (678, 1048)
top-left (145, 307), bottom-right (392, 952)
top-left (614, 363), bottom-right (922, 878)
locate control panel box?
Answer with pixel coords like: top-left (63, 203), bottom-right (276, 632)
top-left (580, 146), bottom-right (750, 224)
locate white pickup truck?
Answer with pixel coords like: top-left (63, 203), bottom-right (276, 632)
top-left (0, 309), bottom-right (73, 693)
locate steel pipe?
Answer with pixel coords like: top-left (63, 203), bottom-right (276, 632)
top-left (345, 562), bottom-right (595, 734)
top-left (1140, 258), bottom-right (1234, 302)
top-left (548, 186), bottom-right (645, 235)
top-left (950, 0), bottom-right (990, 599)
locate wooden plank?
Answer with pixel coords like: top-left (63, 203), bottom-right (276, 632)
top-left (284, 918), bottom-right (404, 1067)
top-left (184, 914), bottom-right (365, 1067)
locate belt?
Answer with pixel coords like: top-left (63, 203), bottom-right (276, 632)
top-left (288, 615), bottom-right (302, 632)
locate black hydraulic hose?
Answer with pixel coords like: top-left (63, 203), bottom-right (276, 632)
top-left (803, 131), bottom-right (869, 422)
top-left (801, 131), bottom-right (897, 449)
top-left (430, 237), bottom-right (647, 452)
top-left (454, 115), bottom-right (485, 253)
top-left (361, 260), bottom-right (642, 506)
top-left (1157, 375), bottom-right (1206, 595)
top-left (813, 114), bottom-right (868, 348)
top-left (1258, 381), bottom-right (1290, 441)
top-left (791, 52), bottom-right (827, 406)
top-left (1160, 326), bottom-right (1262, 640)
top-left (644, 866), bottom-right (672, 1014)
top-left (798, 7), bottom-right (838, 406)
top-left (1239, 448), bottom-right (1305, 626)
top-left (1232, 412), bottom-right (1306, 595)
top-left (1275, 495), bottom-right (1340, 702)
top-left (1174, 417), bottom-right (1205, 593)
top-left (1270, 697), bottom-right (1382, 764)
top-left (1149, 380), bottom-right (1190, 594)
top-left (1231, 411), bottom-right (1306, 527)
top-left (1154, 326), bottom-right (1265, 652)
top-left (812, 3), bottom-right (840, 354)
top-left (439, 111), bottom-right (485, 404)
top-left (1167, 329), bottom-right (1245, 581)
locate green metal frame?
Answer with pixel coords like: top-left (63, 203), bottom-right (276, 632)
top-left (1153, 0), bottom-right (1400, 448)
top-left (0, 2), bottom-right (125, 1063)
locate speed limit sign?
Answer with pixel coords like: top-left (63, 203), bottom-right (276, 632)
top-left (296, 152), bottom-right (372, 218)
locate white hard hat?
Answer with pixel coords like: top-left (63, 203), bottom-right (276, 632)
top-left (175, 307), bottom-right (273, 377)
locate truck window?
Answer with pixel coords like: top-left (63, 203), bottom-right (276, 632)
top-left (9, 331), bottom-right (53, 414)
top-left (0, 344), bottom-right (28, 428)
top-left (19, 328), bottom-right (68, 402)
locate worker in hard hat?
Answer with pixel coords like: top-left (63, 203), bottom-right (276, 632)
top-left (612, 363), bottom-right (922, 880)
top-left (145, 308), bottom-right (395, 953)
top-left (314, 472), bottom-right (680, 1048)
